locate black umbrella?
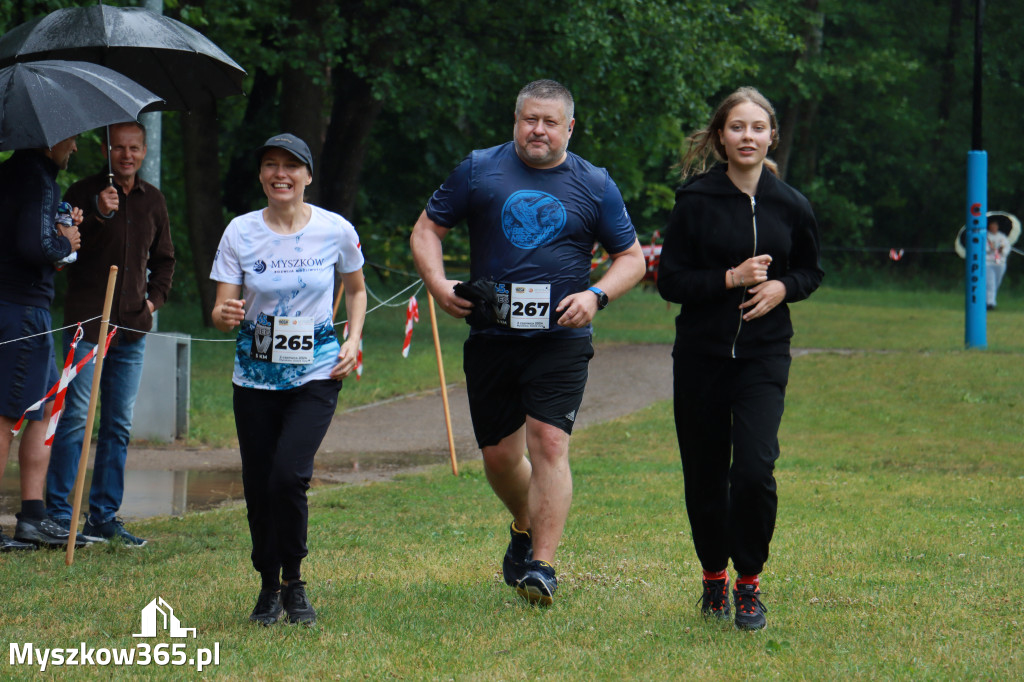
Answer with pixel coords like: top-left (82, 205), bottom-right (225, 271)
top-left (0, 3), bottom-right (245, 111)
top-left (0, 60), bottom-right (162, 151)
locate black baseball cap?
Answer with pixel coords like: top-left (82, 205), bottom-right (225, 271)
top-left (256, 133), bottom-right (313, 174)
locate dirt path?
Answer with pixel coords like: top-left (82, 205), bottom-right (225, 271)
top-left (3, 345), bottom-right (842, 525)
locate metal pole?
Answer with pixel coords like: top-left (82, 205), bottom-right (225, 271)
top-left (964, 0), bottom-right (986, 349)
top-left (971, 0), bottom-right (984, 150)
top-left (141, 0), bottom-right (163, 331)
top-left (139, 0), bottom-right (163, 192)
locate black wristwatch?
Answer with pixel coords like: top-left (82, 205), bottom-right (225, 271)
top-left (588, 286), bottom-right (609, 310)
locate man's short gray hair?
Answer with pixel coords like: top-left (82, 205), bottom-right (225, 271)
top-left (515, 79), bottom-right (574, 121)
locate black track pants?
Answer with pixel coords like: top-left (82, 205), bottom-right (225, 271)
top-left (671, 352), bottom-right (790, 577)
top-left (233, 379), bottom-right (341, 587)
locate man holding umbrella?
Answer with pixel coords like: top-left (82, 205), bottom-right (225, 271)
top-left (0, 58), bottom-right (161, 550)
top-left (45, 121), bottom-right (175, 547)
top-left (0, 135), bottom-right (83, 550)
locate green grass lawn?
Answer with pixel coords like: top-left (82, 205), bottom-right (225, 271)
top-left (4, 284), bottom-right (1021, 679)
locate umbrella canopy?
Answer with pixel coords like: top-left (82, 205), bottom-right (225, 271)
top-left (0, 60), bottom-right (163, 151)
top-left (0, 4), bottom-right (245, 111)
top-left (954, 211), bottom-right (1021, 259)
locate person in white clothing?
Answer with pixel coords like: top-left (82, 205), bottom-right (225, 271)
top-left (986, 217), bottom-right (1011, 310)
top-left (210, 133), bottom-right (367, 626)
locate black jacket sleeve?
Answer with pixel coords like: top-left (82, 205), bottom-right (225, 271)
top-left (14, 164), bottom-right (70, 266)
top-left (776, 193), bottom-right (823, 303)
top-left (656, 195), bottom-right (730, 305)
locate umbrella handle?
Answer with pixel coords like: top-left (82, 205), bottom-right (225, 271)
top-left (94, 193), bottom-right (116, 220)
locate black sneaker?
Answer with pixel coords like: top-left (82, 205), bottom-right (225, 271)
top-left (697, 577), bottom-right (731, 621)
top-left (281, 580), bottom-right (316, 625)
top-left (249, 588), bottom-right (283, 626)
top-left (1, 526), bottom-right (36, 552)
top-left (733, 583), bottom-right (768, 631)
top-left (502, 522), bottom-right (532, 586)
top-left (83, 518), bottom-right (147, 547)
top-left (14, 516), bottom-right (87, 549)
top-left (516, 560), bottom-right (558, 606)
top-left (50, 517), bottom-right (107, 545)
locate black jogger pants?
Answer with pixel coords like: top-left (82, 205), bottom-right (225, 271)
top-left (671, 352), bottom-right (790, 577)
top-left (233, 378), bottom-right (341, 588)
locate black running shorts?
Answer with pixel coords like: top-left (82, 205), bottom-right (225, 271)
top-left (463, 334), bottom-right (594, 448)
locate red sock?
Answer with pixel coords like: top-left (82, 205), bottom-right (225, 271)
top-left (736, 574), bottom-right (760, 587)
top-left (703, 568), bottom-right (728, 582)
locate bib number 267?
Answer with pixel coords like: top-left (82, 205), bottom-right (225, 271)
top-left (509, 283), bottom-right (551, 330)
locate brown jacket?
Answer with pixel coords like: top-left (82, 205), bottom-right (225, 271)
top-left (62, 171), bottom-right (175, 345)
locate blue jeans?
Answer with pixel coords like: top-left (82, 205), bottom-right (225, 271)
top-left (46, 334), bottom-right (146, 525)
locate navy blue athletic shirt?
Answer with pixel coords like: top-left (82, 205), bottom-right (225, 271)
top-left (426, 142), bottom-right (636, 338)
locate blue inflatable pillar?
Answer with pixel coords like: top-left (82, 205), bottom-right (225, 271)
top-left (964, 150), bottom-right (987, 349)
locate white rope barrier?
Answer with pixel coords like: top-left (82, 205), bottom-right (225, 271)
top-left (2, 275), bottom-right (427, 347)
top-left (0, 315), bottom-right (102, 347)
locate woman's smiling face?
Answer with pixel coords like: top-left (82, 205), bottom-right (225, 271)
top-left (718, 100), bottom-right (774, 171)
top-left (259, 148), bottom-right (312, 204)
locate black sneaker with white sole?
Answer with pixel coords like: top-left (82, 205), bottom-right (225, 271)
top-left (1, 526), bottom-right (36, 552)
top-left (83, 518), bottom-right (146, 547)
top-left (14, 516), bottom-right (88, 549)
top-left (49, 517), bottom-right (107, 545)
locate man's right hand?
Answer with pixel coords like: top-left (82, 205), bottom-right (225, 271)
top-left (58, 222), bottom-right (81, 252)
top-left (435, 280), bottom-right (474, 319)
top-left (97, 186), bottom-right (119, 217)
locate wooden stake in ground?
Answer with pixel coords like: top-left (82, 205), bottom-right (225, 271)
top-left (427, 292), bottom-right (458, 476)
top-left (66, 265), bottom-right (118, 566)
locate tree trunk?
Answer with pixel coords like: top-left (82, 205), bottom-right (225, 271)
top-left (776, 0), bottom-right (822, 183)
top-left (223, 68), bottom-right (280, 217)
top-left (319, 70), bottom-right (384, 220)
top-left (280, 67), bottom-right (326, 206)
top-left (280, 0), bottom-right (329, 205)
top-left (775, 101), bottom-right (801, 182)
top-left (181, 101), bottom-right (224, 327)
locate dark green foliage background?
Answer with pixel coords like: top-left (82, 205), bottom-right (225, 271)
top-left (3, 0), bottom-right (1020, 312)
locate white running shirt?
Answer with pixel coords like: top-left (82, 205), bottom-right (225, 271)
top-left (210, 205), bottom-right (364, 390)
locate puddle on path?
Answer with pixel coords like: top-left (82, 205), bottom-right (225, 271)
top-left (0, 451), bottom-right (448, 521)
top-left (0, 468), bottom-right (244, 520)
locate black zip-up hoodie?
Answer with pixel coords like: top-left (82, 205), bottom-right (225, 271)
top-left (657, 163), bottom-right (823, 358)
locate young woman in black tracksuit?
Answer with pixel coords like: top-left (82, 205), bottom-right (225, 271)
top-left (657, 87), bottom-right (823, 631)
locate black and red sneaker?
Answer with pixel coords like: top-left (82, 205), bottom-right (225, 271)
top-left (697, 577), bottom-right (731, 620)
top-left (733, 582), bottom-right (768, 631)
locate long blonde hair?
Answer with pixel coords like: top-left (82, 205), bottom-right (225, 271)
top-left (678, 86), bottom-right (779, 181)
